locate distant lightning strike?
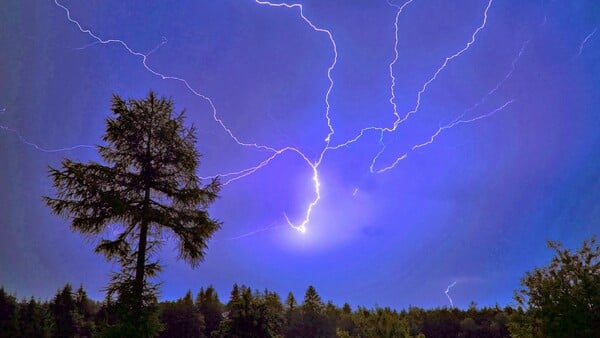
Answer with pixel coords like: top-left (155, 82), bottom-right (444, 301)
top-left (445, 281), bottom-right (457, 307)
top-left (146, 36), bottom-right (169, 56)
top-left (483, 38), bottom-right (529, 97)
top-left (219, 223), bottom-right (286, 241)
top-left (575, 27), bottom-right (598, 57)
top-left (0, 125), bottom-right (95, 153)
top-left (409, 99), bottom-right (515, 152)
top-left (50, 0), bottom-right (521, 238)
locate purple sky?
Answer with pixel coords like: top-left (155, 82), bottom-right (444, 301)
top-left (1, 0), bottom-right (598, 309)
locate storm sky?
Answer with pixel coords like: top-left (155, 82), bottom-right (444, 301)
top-left (1, 0), bottom-right (598, 309)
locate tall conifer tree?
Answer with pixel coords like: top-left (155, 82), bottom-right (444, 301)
top-left (45, 91), bottom-right (221, 330)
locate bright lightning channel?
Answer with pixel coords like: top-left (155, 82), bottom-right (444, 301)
top-left (253, 0), bottom-right (341, 233)
top-left (387, 0), bottom-right (415, 122)
top-left (254, 1), bottom-right (338, 145)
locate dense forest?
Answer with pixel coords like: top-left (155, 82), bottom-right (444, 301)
top-left (2, 234), bottom-right (598, 338)
top-left (0, 283), bottom-right (514, 337)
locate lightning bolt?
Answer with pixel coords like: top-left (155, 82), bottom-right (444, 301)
top-left (54, 0), bottom-right (282, 153)
top-left (328, 0), bottom-right (495, 174)
top-left (146, 36), bottom-right (169, 56)
top-left (394, 0), bottom-right (493, 127)
top-left (250, 0), bottom-right (343, 233)
top-left (370, 0), bottom-right (495, 173)
top-left (0, 125), bottom-right (95, 153)
top-left (0, 104), bottom-right (95, 153)
top-left (254, 1), bottom-right (338, 145)
top-left (50, 0), bottom-right (528, 240)
top-left (387, 0), bottom-right (416, 122)
top-left (445, 281), bottom-right (457, 307)
top-left (1, 96), bottom-right (95, 152)
top-left (217, 223), bottom-right (286, 241)
top-left (376, 36), bottom-right (530, 173)
top-left (575, 27), bottom-right (598, 57)
top-left (408, 99), bottom-right (515, 153)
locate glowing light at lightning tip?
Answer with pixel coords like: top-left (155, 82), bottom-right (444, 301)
top-left (284, 214), bottom-right (306, 234)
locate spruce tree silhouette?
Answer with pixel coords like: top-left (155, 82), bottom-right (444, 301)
top-left (45, 91), bottom-right (221, 334)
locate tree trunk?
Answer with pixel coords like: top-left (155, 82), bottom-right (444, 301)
top-left (134, 113), bottom-right (153, 323)
top-left (133, 184), bottom-right (150, 322)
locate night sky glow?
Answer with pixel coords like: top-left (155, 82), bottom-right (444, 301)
top-left (1, 0), bottom-right (598, 309)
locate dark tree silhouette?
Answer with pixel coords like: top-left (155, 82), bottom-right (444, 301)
top-left (510, 236), bottom-right (600, 338)
top-left (298, 285), bottom-right (333, 337)
top-left (195, 286), bottom-right (223, 336)
top-left (283, 291), bottom-right (304, 337)
top-left (17, 297), bottom-right (49, 338)
top-left (158, 290), bottom-right (203, 338)
top-left (216, 285), bottom-right (284, 337)
top-left (44, 91), bottom-right (221, 330)
top-left (0, 288), bottom-right (19, 337)
top-left (49, 284), bottom-right (78, 338)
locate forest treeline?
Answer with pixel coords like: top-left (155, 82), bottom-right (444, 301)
top-left (0, 283), bottom-right (514, 338)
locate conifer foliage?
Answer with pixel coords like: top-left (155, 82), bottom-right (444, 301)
top-left (44, 91), bottom-right (221, 332)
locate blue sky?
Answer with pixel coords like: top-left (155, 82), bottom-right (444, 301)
top-left (0, 0), bottom-right (598, 309)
